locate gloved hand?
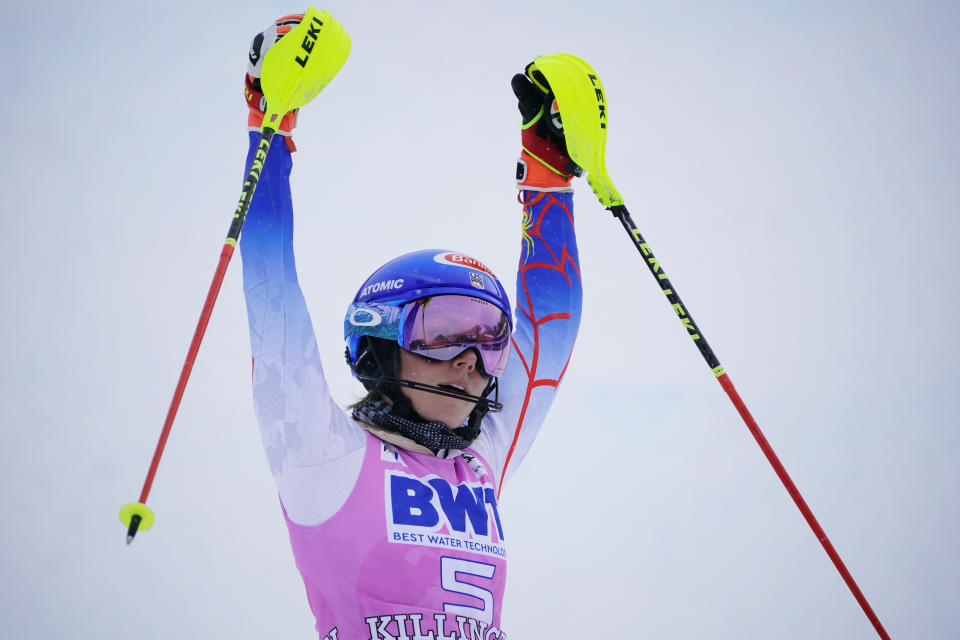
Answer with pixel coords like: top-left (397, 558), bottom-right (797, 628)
top-left (512, 62), bottom-right (583, 190)
top-left (244, 14), bottom-right (303, 136)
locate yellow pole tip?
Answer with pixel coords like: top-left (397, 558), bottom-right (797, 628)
top-left (119, 502), bottom-right (156, 531)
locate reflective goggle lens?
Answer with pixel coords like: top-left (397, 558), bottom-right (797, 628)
top-left (400, 295), bottom-right (511, 377)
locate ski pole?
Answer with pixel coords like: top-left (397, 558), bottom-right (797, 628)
top-left (533, 53), bottom-right (891, 640)
top-left (120, 7), bottom-right (350, 545)
top-left (611, 204), bottom-right (890, 640)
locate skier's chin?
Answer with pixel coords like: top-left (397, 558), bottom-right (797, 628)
top-left (403, 388), bottom-right (475, 429)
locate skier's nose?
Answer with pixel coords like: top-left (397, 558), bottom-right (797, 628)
top-left (452, 349), bottom-right (478, 372)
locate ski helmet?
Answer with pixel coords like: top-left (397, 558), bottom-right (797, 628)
top-left (344, 249), bottom-right (513, 430)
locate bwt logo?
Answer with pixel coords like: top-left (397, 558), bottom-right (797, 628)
top-left (387, 473), bottom-right (504, 541)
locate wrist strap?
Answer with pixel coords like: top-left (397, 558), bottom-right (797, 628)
top-left (516, 150), bottom-right (573, 191)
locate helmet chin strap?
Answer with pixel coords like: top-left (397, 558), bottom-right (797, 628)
top-left (349, 337), bottom-right (501, 444)
top-left (354, 373), bottom-right (503, 413)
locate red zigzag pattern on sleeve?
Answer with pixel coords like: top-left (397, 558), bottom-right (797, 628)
top-left (498, 192), bottom-right (580, 497)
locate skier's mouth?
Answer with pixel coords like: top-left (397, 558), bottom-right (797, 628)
top-left (438, 383), bottom-right (467, 393)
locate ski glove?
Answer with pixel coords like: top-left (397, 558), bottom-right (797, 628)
top-left (512, 63), bottom-right (583, 191)
top-left (244, 14), bottom-right (303, 137)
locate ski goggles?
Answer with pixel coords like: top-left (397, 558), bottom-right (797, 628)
top-left (346, 295), bottom-right (512, 377)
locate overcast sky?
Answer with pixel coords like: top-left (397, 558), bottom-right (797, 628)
top-left (2, 1), bottom-right (958, 638)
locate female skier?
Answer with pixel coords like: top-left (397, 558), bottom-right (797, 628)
top-left (240, 16), bottom-right (583, 639)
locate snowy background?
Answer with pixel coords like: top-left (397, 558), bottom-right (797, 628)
top-left (2, 0), bottom-right (957, 638)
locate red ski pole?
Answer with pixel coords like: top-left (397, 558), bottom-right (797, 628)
top-left (119, 7), bottom-right (351, 544)
top-left (531, 52), bottom-right (891, 638)
top-left (611, 204), bottom-right (891, 640)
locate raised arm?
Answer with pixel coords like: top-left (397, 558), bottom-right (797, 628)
top-left (474, 65), bottom-right (584, 491)
top-left (238, 18), bottom-right (365, 523)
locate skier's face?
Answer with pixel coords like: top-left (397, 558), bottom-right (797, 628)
top-left (397, 347), bottom-right (489, 428)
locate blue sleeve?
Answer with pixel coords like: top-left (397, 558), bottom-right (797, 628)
top-left (239, 132), bottom-right (365, 516)
top-left (473, 189), bottom-right (582, 493)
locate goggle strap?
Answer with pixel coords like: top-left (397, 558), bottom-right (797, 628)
top-left (344, 302), bottom-right (402, 340)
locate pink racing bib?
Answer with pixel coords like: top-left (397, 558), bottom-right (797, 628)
top-left (283, 431), bottom-right (508, 639)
